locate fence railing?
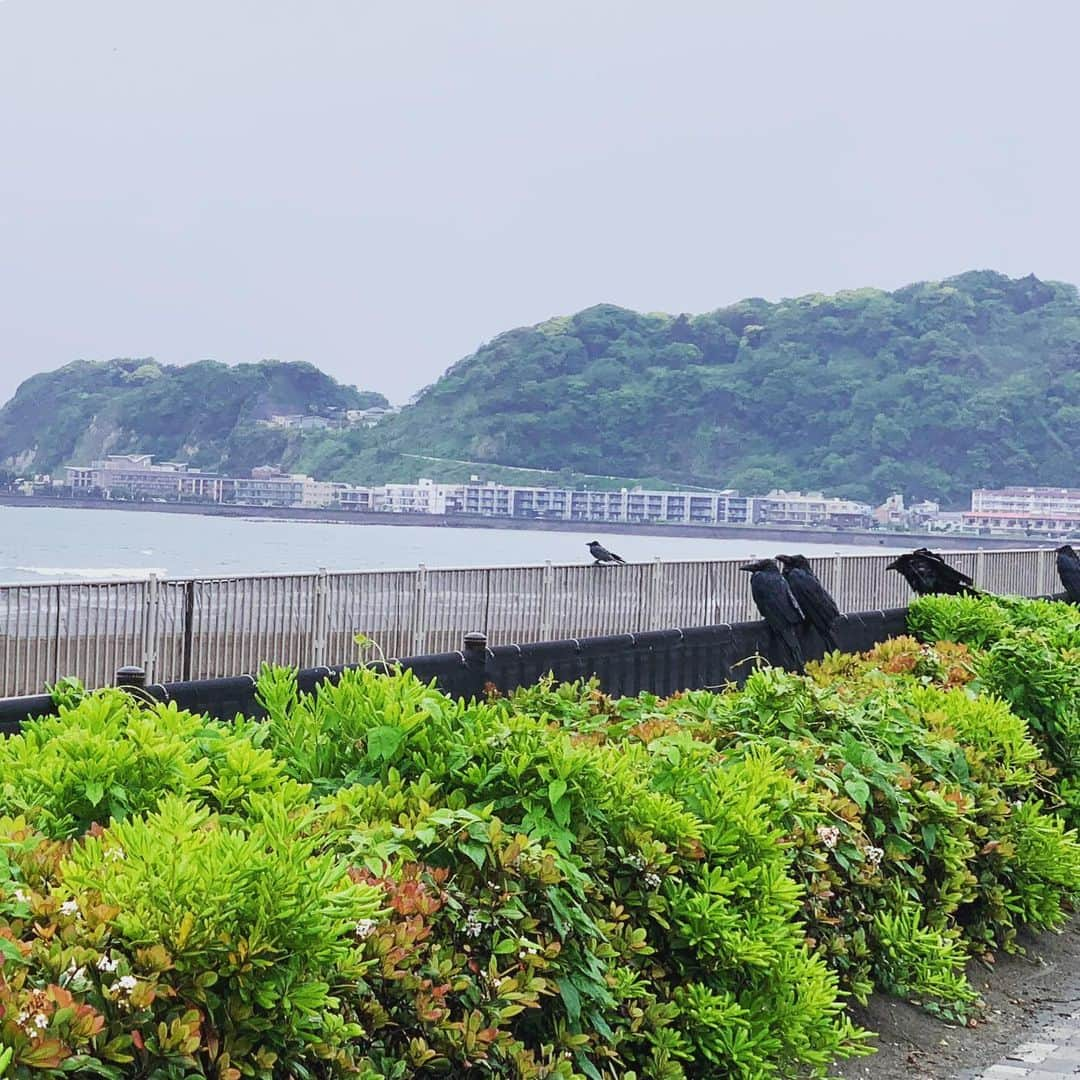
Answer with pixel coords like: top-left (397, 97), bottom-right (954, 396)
top-left (0, 547), bottom-right (1060, 697)
top-left (0, 608), bottom-right (912, 732)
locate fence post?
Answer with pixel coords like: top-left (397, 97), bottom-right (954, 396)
top-left (181, 580), bottom-right (195, 681)
top-left (540, 561), bottom-right (553, 640)
top-left (1040, 548), bottom-right (1058, 596)
top-left (647, 557), bottom-right (663, 629)
top-left (833, 555), bottom-right (846, 609)
top-left (975, 550), bottom-right (986, 591)
top-left (313, 567), bottom-right (329, 666)
top-left (413, 565), bottom-right (428, 656)
top-left (463, 631), bottom-right (488, 697)
top-left (115, 665), bottom-right (146, 689)
top-left (143, 574), bottom-right (160, 685)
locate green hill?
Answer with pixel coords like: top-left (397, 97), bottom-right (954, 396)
top-left (0, 358), bottom-right (387, 477)
top-left (361, 270), bottom-right (1080, 505)
top-left (5, 271), bottom-right (1079, 504)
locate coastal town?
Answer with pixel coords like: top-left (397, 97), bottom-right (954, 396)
top-left (5, 452), bottom-right (1065, 539)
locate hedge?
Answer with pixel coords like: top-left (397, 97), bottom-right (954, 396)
top-left (0, 595), bottom-right (1076, 1078)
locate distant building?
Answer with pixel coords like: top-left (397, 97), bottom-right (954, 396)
top-left (66, 455), bottom-right (344, 508)
top-left (757, 490), bottom-right (872, 529)
top-left (63, 455), bottom-right (876, 532)
top-left (963, 487), bottom-right (1080, 537)
top-left (66, 455), bottom-right (231, 502)
top-left (266, 414), bottom-right (339, 431)
top-left (872, 493), bottom-right (942, 530)
top-left (346, 406), bottom-right (397, 427)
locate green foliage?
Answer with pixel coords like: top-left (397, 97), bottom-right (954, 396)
top-left (909, 594), bottom-right (1080, 823)
top-left (4, 606), bottom-right (1080, 1076)
top-left (0, 358), bottom-right (387, 477)
top-left (357, 270), bottom-right (1080, 502)
top-left (0, 691), bottom-right (286, 837)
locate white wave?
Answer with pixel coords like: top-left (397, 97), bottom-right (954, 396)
top-left (15, 566), bottom-right (169, 580)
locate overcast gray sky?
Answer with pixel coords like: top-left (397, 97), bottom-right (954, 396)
top-left (1, 1), bottom-right (1077, 406)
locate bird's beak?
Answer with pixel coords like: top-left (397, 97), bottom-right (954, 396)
top-left (738, 564), bottom-right (755, 572)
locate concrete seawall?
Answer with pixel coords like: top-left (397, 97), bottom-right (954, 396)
top-left (0, 494), bottom-right (1052, 550)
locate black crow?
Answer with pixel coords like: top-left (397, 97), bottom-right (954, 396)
top-left (739, 558), bottom-right (805, 672)
top-left (588, 540), bottom-right (626, 565)
top-left (777, 554), bottom-right (841, 651)
top-left (1056, 544), bottom-right (1080, 603)
top-left (886, 549), bottom-right (976, 596)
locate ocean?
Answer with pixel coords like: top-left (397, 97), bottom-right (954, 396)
top-left (0, 504), bottom-right (905, 584)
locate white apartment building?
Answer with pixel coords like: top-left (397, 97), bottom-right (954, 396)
top-left (964, 487), bottom-right (1080, 537)
top-left (66, 456), bottom-right (343, 509)
top-left (66, 455), bottom-right (231, 502)
top-left (380, 478), bottom-right (459, 514)
top-left (756, 490), bottom-right (873, 529)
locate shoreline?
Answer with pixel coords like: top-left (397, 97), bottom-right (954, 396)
top-left (0, 493), bottom-right (1053, 551)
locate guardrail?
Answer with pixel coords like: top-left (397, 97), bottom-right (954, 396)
top-left (0, 547), bottom-right (1059, 697)
top-left (0, 607), bottom-right (911, 732)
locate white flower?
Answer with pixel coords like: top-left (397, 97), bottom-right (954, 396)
top-left (104, 847), bottom-right (125, 862)
top-left (60, 900), bottom-right (79, 916)
top-left (465, 911), bottom-right (483, 938)
top-left (12, 888), bottom-right (28, 904)
top-left (116, 975), bottom-right (137, 992)
top-left (816, 825), bottom-right (840, 850)
top-left (354, 919), bottom-right (377, 940)
top-left (643, 872), bottom-right (662, 891)
top-left (865, 845), bottom-right (884, 867)
top-left (15, 1011), bottom-right (29, 1029)
top-left (97, 954), bottom-right (118, 972)
top-left (32, 1013), bottom-right (48, 1031)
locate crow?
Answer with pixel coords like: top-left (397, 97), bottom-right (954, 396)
top-left (588, 540), bottom-right (626, 565)
top-left (739, 558), bottom-right (805, 672)
top-left (1056, 544), bottom-right (1080, 603)
top-left (777, 554), bottom-right (841, 651)
top-left (886, 549), bottom-right (976, 596)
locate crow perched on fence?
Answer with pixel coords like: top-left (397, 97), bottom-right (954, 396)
top-left (886, 548), bottom-right (976, 596)
top-left (777, 554), bottom-right (841, 651)
top-left (588, 540), bottom-right (626, 565)
top-left (739, 558), bottom-right (805, 672)
top-left (1057, 544), bottom-right (1080, 603)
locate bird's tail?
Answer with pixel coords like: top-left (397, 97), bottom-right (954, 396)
top-left (778, 626), bottom-right (805, 674)
top-left (614, 556), bottom-right (626, 564)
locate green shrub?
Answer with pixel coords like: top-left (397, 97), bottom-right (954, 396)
top-left (4, 600), bottom-right (1080, 1078)
top-left (0, 692), bottom-right (285, 839)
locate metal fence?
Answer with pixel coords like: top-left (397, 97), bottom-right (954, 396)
top-left (0, 608), bottom-right (911, 732)
top-left (0, 547), bottom-right (1060, 697)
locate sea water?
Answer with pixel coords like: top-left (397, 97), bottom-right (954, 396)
top-left (0, 504), bottom-right (904, 584)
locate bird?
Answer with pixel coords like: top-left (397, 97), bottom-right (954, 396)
top-left (739, 558), bottom-right (805, 672)
top-left (588, 540), bottom-right (626, 565)
top-left (1056, 544), bottom-right (1080, 603)
top-left (776, 554), bottom-right (841, 651)
top-left (886, 548), bottom-right (976, 596)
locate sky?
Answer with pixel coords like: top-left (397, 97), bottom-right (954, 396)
top-left (2, 1), bottom-right (1079, 407)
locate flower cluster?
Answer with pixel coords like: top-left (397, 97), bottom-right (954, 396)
top-left (816, 825), bottom-right (840, 850)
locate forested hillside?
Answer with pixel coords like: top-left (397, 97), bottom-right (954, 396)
top-left (363, 270), bottom-right (1080, 504)
top-left (0, 359), bottom-right (386, 476)
top-left (4, 271), bottom-right (1079, 503)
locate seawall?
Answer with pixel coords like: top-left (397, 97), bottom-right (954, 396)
top-left (0, 494), bottom-right (1051, 551)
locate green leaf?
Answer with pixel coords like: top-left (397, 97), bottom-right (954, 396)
top-left (83, 781), bottom-right (105, 807)
top-left (557, 976), bottom-right (581, 1025)
top-left (551, 795), bottom-right (571, 828)
top-left (0, 936), bottom-right (27, 966)
top-left (843, 777), bottom-right (871, 809)
top-left (460, 841), bottom-right (487, 869)
top-left (366, 726), bottom-right (405, 762)
top-left (548, 778), bottom-right (568, 808)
